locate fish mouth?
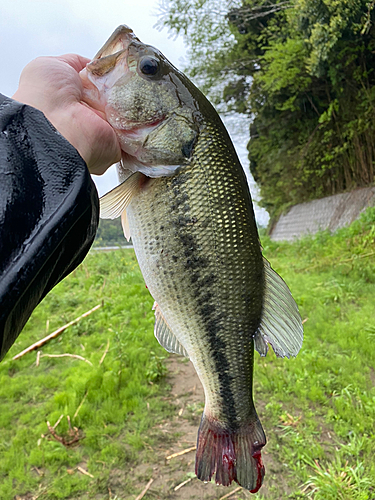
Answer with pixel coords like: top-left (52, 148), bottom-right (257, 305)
top-left (80, 26), bottom-right (138, 114)
top-left (115, 116), bottom-right (166, 136)
top-left (92, 24), bottom-right (139, 62)
top-left (85, 24), bottom-right (146, 80)
top-left (84, 25), bottom-right (137, 80)
top-left (80, 25), bottom-right (146, 114)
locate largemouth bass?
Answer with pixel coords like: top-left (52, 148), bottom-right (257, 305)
top-left (81, 26), bottom-right (303, 493)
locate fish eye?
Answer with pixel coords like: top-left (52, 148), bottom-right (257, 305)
top-left (139, 57), bottom-right (160, 76)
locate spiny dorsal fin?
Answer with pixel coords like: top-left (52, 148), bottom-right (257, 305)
top-left (153, 302), bottom-right (189, 358)
top-left (255, 258), bottom-right (303, 359)
top-left (99, 171), bottom-right (143, 219)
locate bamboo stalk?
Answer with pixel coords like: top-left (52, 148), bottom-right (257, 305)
top-left (13, 304), bottom-right (102, 360)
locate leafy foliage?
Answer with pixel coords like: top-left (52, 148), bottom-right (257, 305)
top-left (158, 0), bottom-right (375, 218)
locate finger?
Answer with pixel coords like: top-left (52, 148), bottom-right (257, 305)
top-left (57, 54), bottom-right (91, 72)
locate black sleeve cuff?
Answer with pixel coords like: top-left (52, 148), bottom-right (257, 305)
top-left (0, 94), bottom-right (99, 360)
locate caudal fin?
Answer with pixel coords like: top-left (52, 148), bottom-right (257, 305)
top-left (195, 414), bottom-right (266, 493)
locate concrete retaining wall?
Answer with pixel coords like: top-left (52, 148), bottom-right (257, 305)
top-left (270, 186), bottom-right (375, 241)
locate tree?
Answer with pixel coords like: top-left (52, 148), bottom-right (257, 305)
top-left (158, 0), bottom-right (375, 218)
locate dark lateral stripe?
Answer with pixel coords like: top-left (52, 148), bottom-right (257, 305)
top-left (169, 173), bottom-right (238, 427)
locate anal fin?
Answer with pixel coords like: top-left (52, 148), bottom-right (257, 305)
top-left (153, 302), bottom-right (189, 358)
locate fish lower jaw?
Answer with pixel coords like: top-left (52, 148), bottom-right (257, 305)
top-left (120, 151), bottom-right (181, 178)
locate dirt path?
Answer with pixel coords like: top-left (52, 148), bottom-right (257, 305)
top-left (128, 356), bottom-right (277, 500)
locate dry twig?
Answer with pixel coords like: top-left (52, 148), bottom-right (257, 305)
top-left (38, 353), bottom-right (93, 366)
top-left (45, 416), bottom-right (84, 447)
top-left (13, 304), bottom-right (102, 360)
top-left (99, 338), bottom-right (110, 365)
top-left (77, 466), bottom-right (94, 478)
top-left (73, 390), bottom-right (89, 419)
top-left (174, 477), bottom-right (192, 491)
top-left (165, 446), bottom-right (196, 461)
top-left (52, 414), bottom-right (64, 429)
top-left (135, 478), bottom-right (154, 500)
top-left (219, 487), bottom-right (243, 500)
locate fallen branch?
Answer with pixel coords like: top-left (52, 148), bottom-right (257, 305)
top-left (219, 487), bottom-right (242, 500)
top-left (135, 478), bottom-right (153, 500)
top-left (165, 446), bottom-right (196, 461)
top-left (13, 304), bottom-right (102, 360)
top-left (38, 353), bottom-right (93, 366)
top-left (174, 477), bottom-right (192, 491)
top-left (45, 416), bottom-right (84, 447)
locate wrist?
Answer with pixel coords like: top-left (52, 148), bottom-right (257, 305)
top-left (13, 91), bottom-right (89, 164)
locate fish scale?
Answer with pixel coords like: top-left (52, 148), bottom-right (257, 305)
top-left (127, 119), bottom-right (264, 429)
top-left (86, 24), bottom-right (303, 493)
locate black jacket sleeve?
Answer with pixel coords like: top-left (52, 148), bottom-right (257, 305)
top-left (0, 94), bottom-right (99, 360)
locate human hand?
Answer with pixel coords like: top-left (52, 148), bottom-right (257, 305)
top-left (12, 54), bottom-right (121, 175)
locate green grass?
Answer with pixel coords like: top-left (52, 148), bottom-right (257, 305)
top-left (0, 208), bottom-right (374, 499)
top-left (0, 250), bottom-right (172, 499)
top-left (253, 207), bottom-right (375, 499)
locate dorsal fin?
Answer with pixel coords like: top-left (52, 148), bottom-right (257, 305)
top-left (153, 302), bottom-right (189, 358)
top-left (255, 258), bottom-right (303, 359)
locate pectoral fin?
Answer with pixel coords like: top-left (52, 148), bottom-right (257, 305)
top-left (153, 302), bottom-right (189, 358)
top-left (99, 171), bottom-right (143, 219)
top-left (255, 258), bottom-right (303, 359)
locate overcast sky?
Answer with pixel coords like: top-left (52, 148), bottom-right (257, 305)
top-left (0, 0), bottom-right (268, 225)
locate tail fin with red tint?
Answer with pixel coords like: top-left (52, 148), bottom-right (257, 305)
top-left (195, 414), bottom-right (266, 493)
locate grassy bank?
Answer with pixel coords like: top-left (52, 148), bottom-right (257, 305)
top-left (0, 250), bottom-right (172, 499)
top-left (255, 207), bottom-right (375, 499)
top-left (0, 209), bottom-right (374, 499)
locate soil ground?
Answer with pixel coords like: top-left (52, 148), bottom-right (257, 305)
top-left (125, 356), bottom-right (277, 500)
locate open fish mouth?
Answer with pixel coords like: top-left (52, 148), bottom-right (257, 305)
top-left (91, 24), bottom-right (139, 65)
top-left (80, 26), bottom-right (137, 110)
top-left (80, 25), bottom-right (200, 175)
